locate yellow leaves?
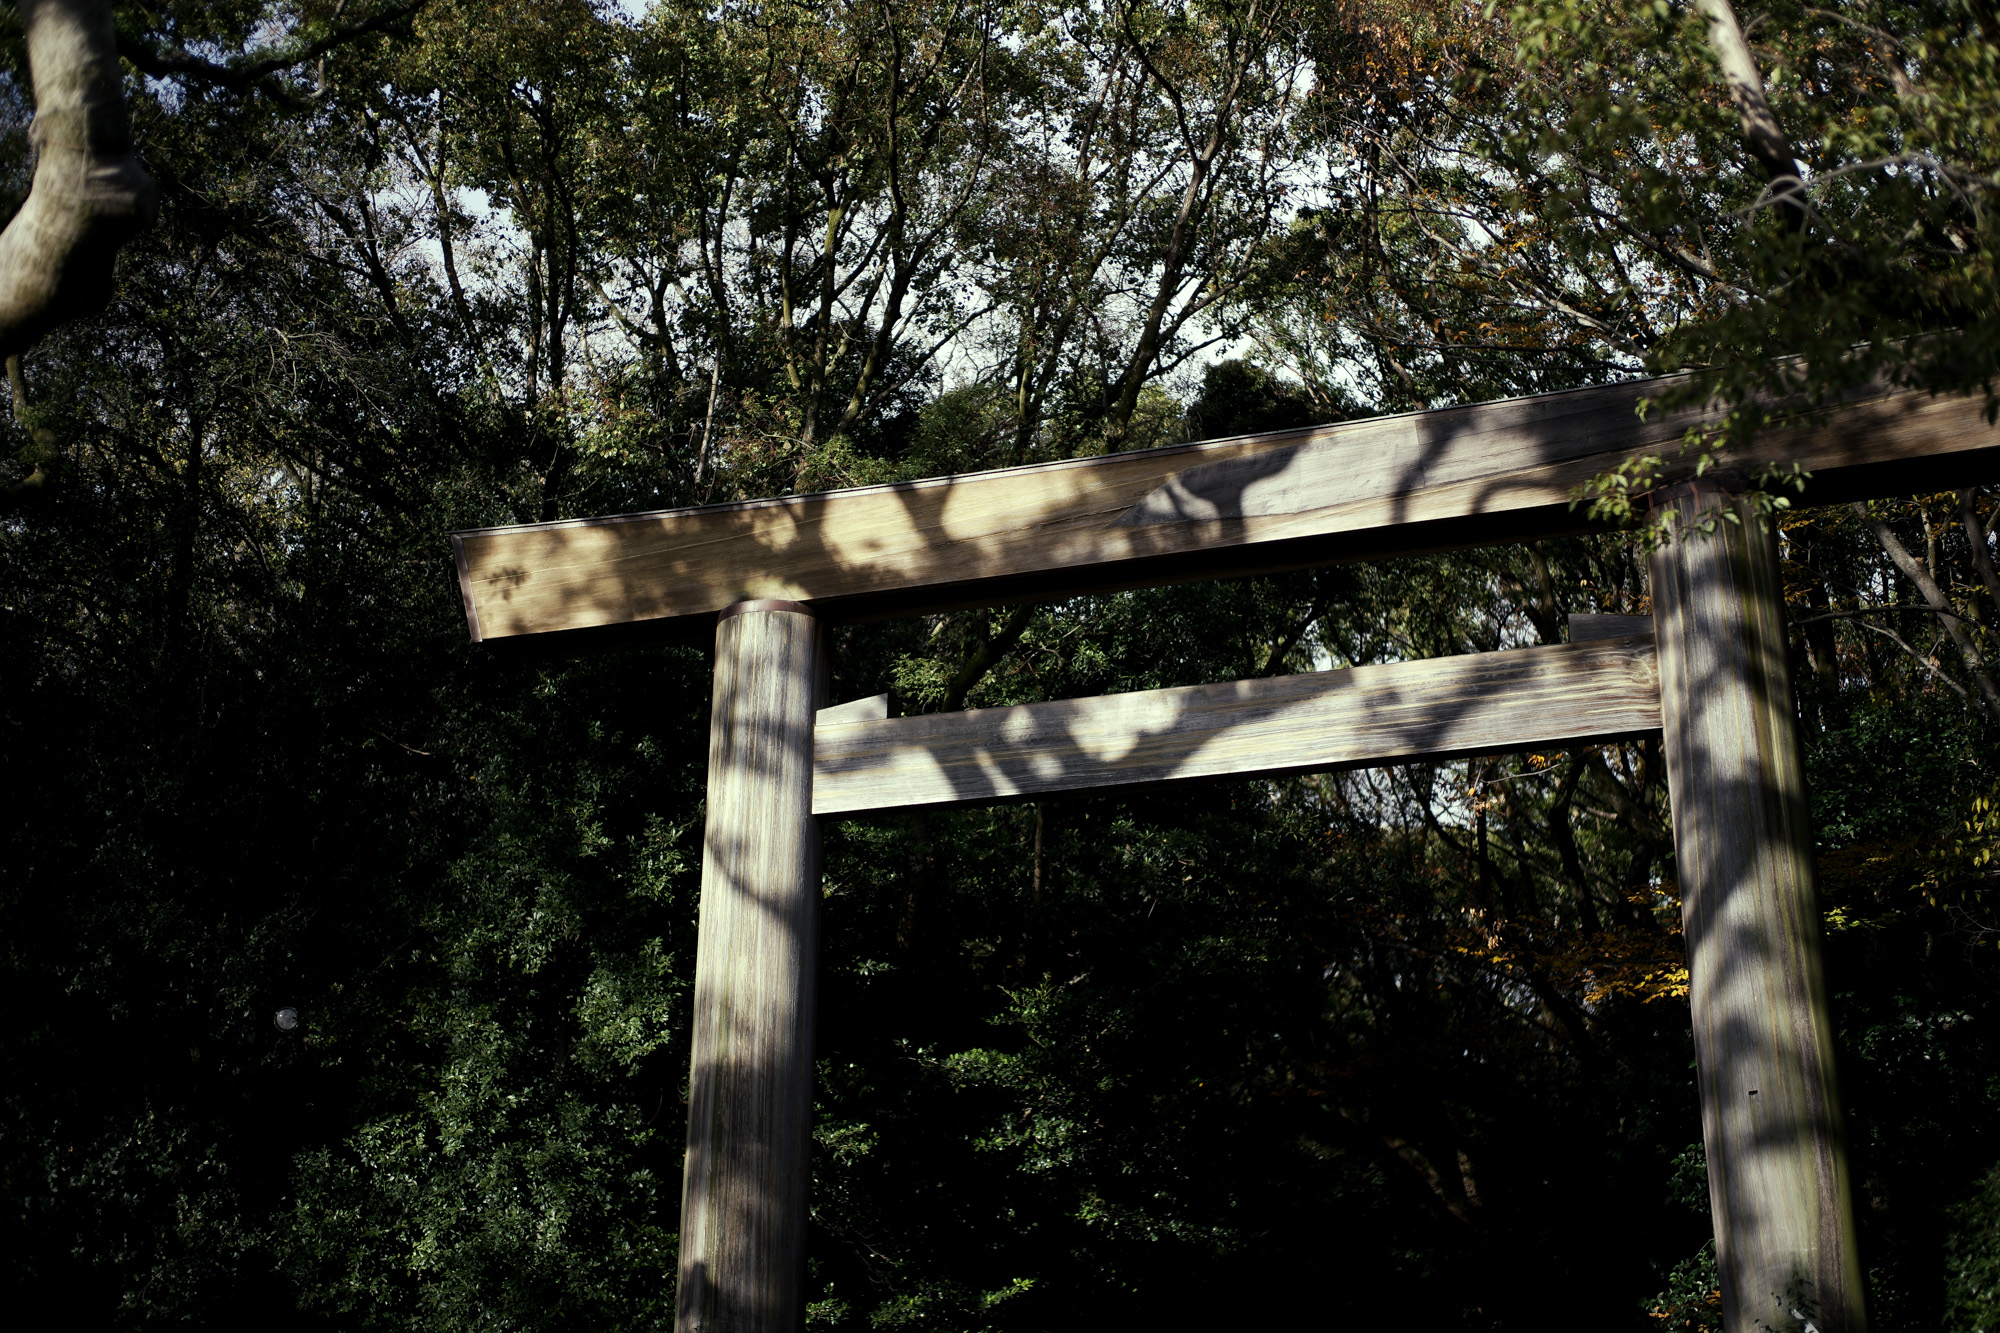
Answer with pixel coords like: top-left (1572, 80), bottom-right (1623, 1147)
top-left (1635, 965), bottom-right (1691, 1003)
top-left (1445, 885), bottom-right (1692, 1007)
top-left (1811, 799), bottom-right (2000, 942)
top-left (1452, 942), bottom-right (1520, 968)
top-left (1645, 1288), bottom-right (1723, 1327)
top-left (1573, 920), bottom-right (1690, 1007)
top-left (1960, 792), bottom-right (2000, 873)
top-left (1823, 905), bottom-right (1892, 935)
top-left (1920, 789), bottom-right (2000, 929)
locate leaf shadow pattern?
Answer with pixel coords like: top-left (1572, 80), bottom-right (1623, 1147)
top-left (1652, 484), bottom-right (1866, 1333)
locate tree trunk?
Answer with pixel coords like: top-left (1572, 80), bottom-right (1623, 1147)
top-left (0, 0), bottom-right (157, 356)
top-left (1693, 0), bottom-right (1806, 227)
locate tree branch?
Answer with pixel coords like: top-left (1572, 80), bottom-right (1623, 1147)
top-left (0, 0), bottom-right (157, 357)
top-left (1852, 502), bottom-right (2000, 724)
top-left (1693, 0), bottom-right (1807, 228)
top-left (115, 1), bottom-right (428, 93)
top-left (1962, 489), bottom-right (2000, 624)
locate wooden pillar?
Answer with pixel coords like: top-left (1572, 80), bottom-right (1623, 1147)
top-left (677, 599), bottom-right (823, 1333)
top-left (1651, 484), bottom-right (1866, 1333)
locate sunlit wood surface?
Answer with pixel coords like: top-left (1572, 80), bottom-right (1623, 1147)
top-left (453, 376), bottom-right (1998, 645)
top-left (1650, 487), bottom-right (1865, 1332)
top-left (678, 604), bottom-right (822, 1333)
top-left (812, 634), bottom-right (1661, 815)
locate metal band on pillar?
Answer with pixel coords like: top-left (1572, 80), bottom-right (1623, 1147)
top-left (1651, 483), bottom-right (1866, 1333)
top-left (677, 599), bottom-right (823, 1333)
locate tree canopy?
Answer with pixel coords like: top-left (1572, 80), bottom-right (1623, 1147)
top-left (2, 1), bottom-right (1998, 1330)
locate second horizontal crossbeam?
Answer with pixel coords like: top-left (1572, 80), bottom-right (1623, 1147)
top-left (813, 634), bottom-right (1661, 814)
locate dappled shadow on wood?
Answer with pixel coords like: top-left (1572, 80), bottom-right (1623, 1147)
top-left (451, 375), bottom-right (2000, 649)
top-left (678, 606), bottom-right (821, 1333)
top-left (583, 384), bottom-right (1931, 1332)
top-left (1652, 486), bottom-right (1866, 1333)
top-left (813, 635), bottom-right (1662, 815)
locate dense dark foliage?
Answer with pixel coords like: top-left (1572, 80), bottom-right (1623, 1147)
top-left (2, 2), bottom-right (1998, 1330)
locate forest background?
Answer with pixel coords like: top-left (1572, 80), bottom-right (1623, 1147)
top-left (3, 0), bottom-right (1999, 1329)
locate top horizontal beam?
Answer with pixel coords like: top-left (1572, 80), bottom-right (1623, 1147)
top-left (452, 375), bottom-right (2000, 647)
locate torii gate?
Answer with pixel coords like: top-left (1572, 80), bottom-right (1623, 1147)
top-left (452, 371), bottom-right (2000, 1333)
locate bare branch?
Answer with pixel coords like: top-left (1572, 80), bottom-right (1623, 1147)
top-left (1852, 501), bottom-right (2000, 723)
top-left (115, 1), bottom-right (428, 94)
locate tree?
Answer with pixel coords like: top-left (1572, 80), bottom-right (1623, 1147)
top-left (0, 0), bottom-right (153, 358)
top-left (1, 3), bottom-right (1996, 1330)
top-left (0, 0), bottom-right (434, 364)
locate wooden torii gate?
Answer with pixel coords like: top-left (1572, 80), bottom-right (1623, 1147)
top-left (453, 372), bottom-right (2000, 1333)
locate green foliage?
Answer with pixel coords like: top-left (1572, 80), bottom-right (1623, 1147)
top-left (1647, 1241), bottom-right (1725, 1332)
top-left (1948, 1163), bottom-right (2000, 1333)
top-left (1183, 358), bottom-right (1326, 439)
top-left (1, 2), bottom-right (1998, 1331)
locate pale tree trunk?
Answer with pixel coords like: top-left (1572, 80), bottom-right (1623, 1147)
top-left (1693, 0), bottom-right (1806, 228)
top-left (0, 0), bottom-right (157, 358)
top-left (1961, 489), bottom-right (2000, 620)
top-left (1851, 501), bottom-right (2000, 726)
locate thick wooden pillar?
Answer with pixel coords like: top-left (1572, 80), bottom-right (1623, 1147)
top-left (677, 599), bottom-right (823, 1333)
top-left (1651, 484), bottom-right (1866, 1333)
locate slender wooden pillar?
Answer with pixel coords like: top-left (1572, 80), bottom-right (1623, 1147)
top-left (1651, 484), bottom-right (1866, 1333)
top-left (677, 599), bottom-right (823, 1333)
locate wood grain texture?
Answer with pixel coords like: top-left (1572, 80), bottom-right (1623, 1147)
top-left (677, 604), bottom-right (823, 1333)
top-left (454, 375), bottom-right (2000, 646)
top-left (1569, 612), bottom-right (1652, 642)
top-left (1651, 486), bottom-right (1866, 1333)
top-left (813, 636), bottom-right (1661, 815)
top-left (817, 692), bottom-right (889, 724)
